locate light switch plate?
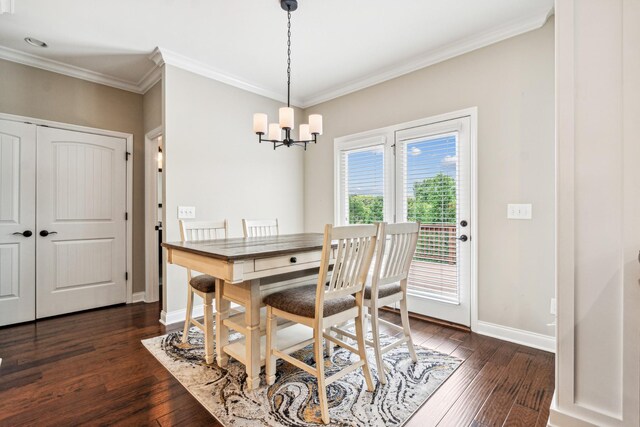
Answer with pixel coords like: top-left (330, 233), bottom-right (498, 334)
top-left (177, 206), bottom-right (196, 219)
top-left (507, 204), bottom-right (532, 219)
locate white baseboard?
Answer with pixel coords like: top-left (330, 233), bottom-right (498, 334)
top-left (474, 320), bottom-right (556, 353)
top-left (160, 304), bottom-right (205, 326)
top-left (132, 292), bottom-right (146, 303)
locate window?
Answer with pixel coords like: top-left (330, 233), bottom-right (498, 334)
top-left (335, 135), bottom-right (391, 225)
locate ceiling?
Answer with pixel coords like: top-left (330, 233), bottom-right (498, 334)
top-left (0, 0), bottom-right (553, 107)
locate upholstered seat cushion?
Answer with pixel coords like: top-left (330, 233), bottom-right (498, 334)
top-left (263, 284), bottom-right (356, 318)
top-left (364, 283), bottom-right (402, 300)
top-left (190, 274), bottom-right (216, 293)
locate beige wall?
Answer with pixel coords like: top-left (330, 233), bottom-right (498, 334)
top-left (0, 59), bottom-right (147, 293)
top-left (303, 20), bottom-right (555, 336)
top-left (143, 80), bottom-right (162, 133)
top-left (162, 65), bottom-right (305, 315)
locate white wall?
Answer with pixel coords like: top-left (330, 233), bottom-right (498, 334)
top-left (162, 65), bottom-right (305, 317)
top-left (303, 20), bottom-right (556, 340)
top-left (551, 0), bottom-right (640, 425)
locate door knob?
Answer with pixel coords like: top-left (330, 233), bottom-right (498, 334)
top-left (458, 235), bottom-right (468, 242)
top-left (13, 230), bottom-right (33, 237)
top-left (39, 230), bottom-right (58, 237)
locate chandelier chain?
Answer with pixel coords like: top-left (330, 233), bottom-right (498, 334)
top-left (287, 10), bottom-right (291, 107)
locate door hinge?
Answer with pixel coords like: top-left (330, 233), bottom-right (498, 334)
top-left (125, 151), bottom-right (131, 161)
top-left (125, 212), bottom-right (128, 221)
top-left (125, 272), bottom-right (129, 281)
top-left (392, 143), bottom-right (396, 156)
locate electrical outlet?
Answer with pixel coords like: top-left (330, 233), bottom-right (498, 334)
top-left (177, 206), bottom-right (196, 219)
top-left (550, 298), bottom-right (557, 316)
top-left (507, 203), bottom-right (532, 219)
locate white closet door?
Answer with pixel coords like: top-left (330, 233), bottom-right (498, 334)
top-left (0, 120), bottom-right (36, 326)
top-left (36, 127), bottom-right (127, 318)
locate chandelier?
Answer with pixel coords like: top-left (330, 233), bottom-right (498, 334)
top-left (252, 0), bottom-right (322, 150)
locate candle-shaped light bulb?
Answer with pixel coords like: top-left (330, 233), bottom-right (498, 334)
top-left (268, 123), bottom-right (281, 141)
top-left (253, 113), bottom-right (268, 134)
top-left (299, 124), bottom-right (311, 141)
top-left (279, 107), bottom-right (294, 129)
top-left (309, 114), bottom-right (323, 135)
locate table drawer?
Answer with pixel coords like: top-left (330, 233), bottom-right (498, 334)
top-left (254, 250), bottom-right (323, 272)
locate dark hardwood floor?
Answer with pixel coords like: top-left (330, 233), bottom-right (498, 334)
top-left (0, 302), bottom-right (554, 426)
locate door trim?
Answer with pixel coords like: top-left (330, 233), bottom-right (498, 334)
top-left (333, 107), bottom-right (478, 330)
top-left (0, 112), bottom-right (134, 304)
top-left (144, 126), bottom-right (163, 304)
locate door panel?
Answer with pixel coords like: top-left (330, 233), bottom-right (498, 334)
top-left (395, 117), bottom-right (471, 326)
top-left (0, 120), bottom-right (36, 326)
top-left (36, 127), bottom-right (127, 318)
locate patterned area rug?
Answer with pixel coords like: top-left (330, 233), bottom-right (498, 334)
top-left (142, 323), bottom-right (461, 427)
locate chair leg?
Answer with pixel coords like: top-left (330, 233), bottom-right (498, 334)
top-left (181, 285), bottom-right (194, 344)
top-left (314, 327), bottom-right (330, 424)
top-left (266, 307), bottom-right (277, 385)
top-left (203, 293), bottom-right (215, 364)
top-left (370, 304), bottom-right (386, 385)
top-left (362, 305), bottom-right (370, 340)
top-left (355, 308), bottom-right (375, 392)
top-left (400, 295), bottom-right (418, 363)
top-left (324, 328), bottom-right (333, 357)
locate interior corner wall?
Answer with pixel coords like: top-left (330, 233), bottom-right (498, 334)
top-left (302, 19), bottom-right (556, 338)
top-left (143, 80), bottom-right (162, 134)
top-left (0, 58), bottom-right (147, 294)
top-left (162, 64), bottom-right (305, 316)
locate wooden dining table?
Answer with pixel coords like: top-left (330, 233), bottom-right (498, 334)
top-left (163, 233), bottom-right (333, 390)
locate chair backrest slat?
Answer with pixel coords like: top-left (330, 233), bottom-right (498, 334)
top-left (372, 222), bottom-right (420, 290)
top-left (242, 218), bottom-right (279, 238)
top-left (318, 224), bottom-right (380, 310)
top-left (179, 220), bottom-right (228, 243)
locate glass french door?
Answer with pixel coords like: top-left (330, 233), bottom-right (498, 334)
top-left (394, 117), bottom-right (471, 326)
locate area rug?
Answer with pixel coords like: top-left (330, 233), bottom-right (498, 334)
top-left (142, 323), bottom-right (461, 427)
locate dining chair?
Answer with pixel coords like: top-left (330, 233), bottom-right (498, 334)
top-left (242, 218), bottom-right (279, 237)
top-left (264, 223), bottom-right (380, 424)
top-left (330, 222), bottom-right (420, 385)
top-left (179, 219), bottom-right (228, 364)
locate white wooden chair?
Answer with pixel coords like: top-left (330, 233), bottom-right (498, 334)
top-left (330, 222), bottom-right (420, 385)
top-left (242, 218), bottom-right (279, 237)
top-left (179, 219), bottom-right (228, 364)
top-left (264, 223), bottom-right (380, 424)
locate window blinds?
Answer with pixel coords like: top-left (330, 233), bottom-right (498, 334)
top-left (400, 134), bottom-right (460, 303)
top-left (340, 145), bottom-right (385, 225)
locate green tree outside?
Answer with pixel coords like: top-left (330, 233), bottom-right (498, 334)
top-left (348, 173), bottom-right (456, 225)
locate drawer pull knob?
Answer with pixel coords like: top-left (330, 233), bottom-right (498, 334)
top-left (290, 257), bottom-right (297, 263)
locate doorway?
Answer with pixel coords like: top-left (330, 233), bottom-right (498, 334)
top-left (144, 128), bottom-right (163, 307)
top-left (334, 109), bottom-right (476, 328)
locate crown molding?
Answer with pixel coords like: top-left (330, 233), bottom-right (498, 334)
top-left (154, 47), bottom-right (302, 107)
top-left (299, 6), bottom-right (554, 108)
top-left (0, 6), bottom-right (552, 103)
top-left (0, 45), bottom-right (162, 94)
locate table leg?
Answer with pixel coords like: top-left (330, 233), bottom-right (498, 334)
top-left (245, 279), bottom-right (262, 390)
top-left (215, 279), bottom-right (230, 367)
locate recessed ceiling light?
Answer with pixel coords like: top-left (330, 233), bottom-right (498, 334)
top-left (24, 37), bottom-right (47, 48)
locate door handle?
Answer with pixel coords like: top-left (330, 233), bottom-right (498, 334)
top-left (458, 235), bottom-right (468, 242)
top-left (13, 230), bottom-right (33, 237)
top-left (39, 230), bottom-right (58, 237)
